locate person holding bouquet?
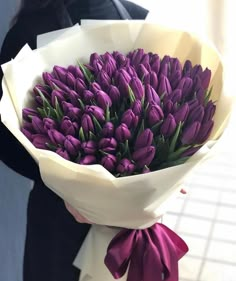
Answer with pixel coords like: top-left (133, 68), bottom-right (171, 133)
top-left (0, 1), bottom-right (148, 281)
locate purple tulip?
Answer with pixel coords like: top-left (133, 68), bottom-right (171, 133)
top-left (67, 90), bottom-right (81, 107)
top-left (134, 129), bottom-right (153, 150)
top-left (42, 72), bottom-right (54, 85)
top-left (145, 84), bottom-right (160, 105)
top-left (121, 109), bottom-right (139, 129)
top-left (101, 122), bottom-right (114, 137)
top-left (75, 78), bottom-right (87, 94)
top-left (68, 65), bottom-right (84, 80)
top-left (65, 72), bottom-right (75, 89)
top-left (183, 60), bottom-right (192, 76)
top-left (126, 66), bottom-right (138, 78)
top-left (159, 63), bottom-right (168, 77)
top-left (81, 114), bottom-right (95, 134)
top-left (144, 71), bottom-right (158, 90)
top-left (56, 148), bottom-right (70, 160)
top-left (116, 158), bottom-right (135, 175)
top-left (60, 116), bottom-right (78, 136)
top-left (48, 129), bottom-right (66, 145)
top-left (160, 113), bottom-right (177, 137)
top-left (83, 90), bottom-right (95, 104)
top-left (163, 100), bottom-right (173, 115)
top-left (33, 85), bottom-right (51, 99)
top-left (131, 100), bottom-right (142, 116)
top-left (101, 154), bottom-right (117, 172)
top-left (147, 104), bottom-right (164, 127)
top-left (90, 82), bottom-right (102, 94)
top-left (67, 107), bottom-right (82, 122)
top-left (97, 69), bottom-right (111, 90)
top-left (21, 128), bottom-right (33, 141)
top-left (113, 52), bottom-right (129, 68)
top-left (191, 65), bottom-right (203, 78)
top-left (137, 64), bottom-right (149, 80)
top-left (195, 88), bottom-right (205, 105)
top-left (115, 123), bottom-right (131, 142)
top-left (158, 75), bottom-right (172, 96)
top-left (22, 121), bottom-right (34, 132)
top-left (187, 105), bottom-right (204, 124)
top-left (102, 53), bottom-right (117, 76)
top-left (200, 68), bottom-right (211, 89)
top-left (177, 77), bottom-right (193, 99)
top-left (116, 69), bottom-right (131, 96)
top-left (50, 79), bottom-right (71, 94)
top-left (99, 137), bottom-right (117, 153)
top-left (203, 101), bottom-right (216, 123)
top-left (196, 120), bottom-right (214, 143)
top-left (108, 85), bottom-right (121, 104)
top-left (132, 146), bottom-right (156, 168)
top-left (53, 66), bottom-right (67, 83)
top-left (81, 140), bottom-right (97, 154)
top-left (51, 89), bottom-right (66, 107)
top-left (188, 99), bottom-right (199, 111)
top-left (62, 101), bottom-right (74, 114)
top-left (32, 134), bottom-right (51, 149)
top-left (85, 105), bottom-right (105, 123)
top-left (96, 90), bottom-right (112, 110)
top-left (150, 54), bottom-right (160, 73)
top-left (32, 116), bottom-right (46, 134)
top-left (181, 121), bottom-right (201, 145)
top-left (170, 89), bottom-right (182, 104)
top-left (173, 103), bottom-right (189, 124)
top-left (64, 136), bottom-right (81, 156)
top-left (22, 108), bottom-right (39, 121)
top-left (130, 76), bottom-right (144, 100)
top-left (43, 118), bottom-right (58, 131)
top-left (79, 155), bottom-right (97, 165)
top-left (89, 52), bottom-right (100, 65)
top-left (130, 48), bottom-right (145, 68)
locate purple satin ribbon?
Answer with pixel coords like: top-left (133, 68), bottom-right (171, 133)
top-left (104, 223), bottom-right (188, 281)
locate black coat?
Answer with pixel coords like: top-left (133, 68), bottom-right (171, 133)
top-left (0, 1), bottom-right (148, 281)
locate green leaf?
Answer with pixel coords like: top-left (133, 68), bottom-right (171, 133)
top-left (79, 127), bottom-right (86, 142)
top-left (151, 120), bottom-right (163, 135)
top-left (160, 156), bottom-right (190, 169)
top-left (128, 86), bottom-right (136, 103)
top-left (105, 105), bottom-right (110, 122)
top-left (167, 145), bottom-right (191, 162)
top-left (89, 131), bottom-right (97, 141)
top-left (169, 121), bottom-right (182, 154)
top-left (92, 116), bottom-right (102, 134)
top-left (78, 98), bottom-right (85, 110)
top-left (78, 62), bottom-right (94, 83)
top-left (46, 142), bottom-right (57, 151)
top-left (204, 86), bottom-right (213, 105)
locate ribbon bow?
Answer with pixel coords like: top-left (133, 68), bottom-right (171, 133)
top-left (104, 223), bottom-right (188, 281)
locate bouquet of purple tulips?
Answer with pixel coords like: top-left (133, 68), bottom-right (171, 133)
top-left (22, 48), bottom-right (215, 176)
top-left (1, 22), bottom-right (232, 281)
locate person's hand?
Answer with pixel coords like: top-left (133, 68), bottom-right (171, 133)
top-left (64, 202), bottom-right (92, 224)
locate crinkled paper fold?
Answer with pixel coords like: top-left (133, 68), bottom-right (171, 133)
top-left (0, 22), bottom-right (234, 229)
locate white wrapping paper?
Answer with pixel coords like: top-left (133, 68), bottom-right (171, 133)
top-left (0, 22), bottom-right (234, 281)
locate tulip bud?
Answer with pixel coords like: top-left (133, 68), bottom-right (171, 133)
top-left (81, 140), bottom-right (97, 154)
top-left (102, 54), bottom-right (117, 76)
top-left (126, 66), bottom-right (138, 78)
top-left (83, 90), bottom-right (95, 104)
top-left (56, 148), bottom-right (70, 160)
top-left (32, 116), bottom-right (46, 134)
top-left (181, 146), bottom-right (201, 157)
top-left (132, 146), bottom-right (156, 169)
top-left (90, 82), bottom-right (102, 94)
top-left (181, 121), bottom-right (201, 145)
top-left (43, 118), bottom-right (58, 131)
top-left (81, 114), bottom-right (95, 134)
top-left (99, 137), bottom-right (117, 153)
top-left (89, 52), bottom-right (100, 65)
top-left (163, 100), bottom-right (173, 115)
top-left (101, 122), bottom-right (114, 137)
top-left (53, 66), bottom-right (67, 83)
top-left (113, 52), bottom-right (129, 68)
top-left (51, 79), bottom-right (71, 94)
top-left (66, 72), bottom-right (76, 89)
top-left (195, 120), bottom-right (214, 143)
top-left (68, 65), bottom-right (84, 80)
top-left (116, 69), bottom-right (131, 96)
top-left (75, 78), bottom-right (87, 94)
top-left (131, 100), bottom-right (142, 116)
top-left (108, 85), bottom-right (121, 104)
top-left (147, 104), bottom-right (164, 127)
top-left (188, 99), bottom-right (199, 111)
top-left (200, 68), bottom-right (211, 89)
top-left (169, 70), bottom-right (181, 89)
top-left (68, 90), bottom-right (81, 107)
top-left (116, 158), bottom-right (135, 175)
top-left (170, 89), bottom-right (182, 104)
top-left (97, 69), bottom-right (111, 90)
top-left (115, 123), bottom-right (131, 142)
top-left (22, 121), bottom-right (34, 132)
top-left (177, 77), bottom-right (193, 99)
top-left (101, 154), bottom-right (117, 172)
top-left (96, 90), bottom-right (112, 110)
top-left (187, 105), bottom-right (204, 124)
top-left (203, 101), bottom-right (216, 123)
top-left (33, 85), bottom-right (51, 99)
top-left (159, 63), bottom-right (168, 77)
top-left (129, 76), bottom-right (144, 100)
top-left (79, 155), bottom-right (97, 165)
top-left (51, 89), bottom-right (66, 107)
top-left (145, 84), bottom-right (160, 105)
top-left (130, 48), bottom-right (145, 68)
top-left (183, 60), bottom-right (192, 76)
top-left (134, 129), bottom-right (153, 150)
top-left (150, 54), bottom-right (160, 73)
top-left (191, 64), bottom-right (203, 78)
top-left (48, 129), bottom-right (66, 145)
top-left (85, 105), bottom-right (105, 123)
top-left (137, 64), bottom-right (149, 80)
top-left (22, 108), bottom-right (39, 121)
top-left (62, 101), bottom-right (73, 114)
top-left (64, 136), bottom-right (81, 156)
top-left (32, 134), bottom-right (51, 149)
top-left (60, 116), bottom-right (78, 136)
top-left (158, 75), bottom-right (172, 96)
top-left (173, 103), bottom-right (189, 124)
top-left (160, 113), bottom-right (177, 137)
top-left (42, 72), bottom-right (54, 85)
top-left (121, 109), bottom-right (139, 129)
top-left (21, 128), bottom-right (33, 141)
top-left (144, 71), bottom-right (158, 90)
